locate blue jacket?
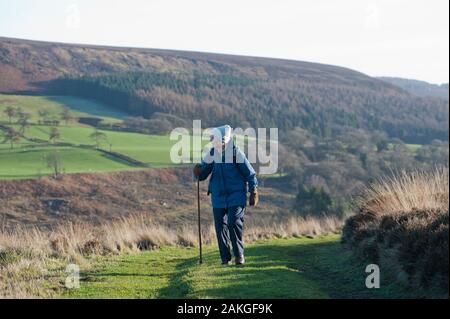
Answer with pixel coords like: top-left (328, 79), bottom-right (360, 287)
top-left (197, 142), bottom-right (258, 208)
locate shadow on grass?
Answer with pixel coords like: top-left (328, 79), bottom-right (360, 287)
top-left (157, 255), bottom-right (200, 298)
top-left (98, 152), bottom-right (144, 168)
top-left (47, 96), bottom-right (128, 119)
top-left (69, 238), bottom-right (416, 299)
top-left (158, 239), bottom-right (415, 299)
top-left (193, 241), bottom-right (336, 299)
top-left (84, 272), bottom-right (173, 278)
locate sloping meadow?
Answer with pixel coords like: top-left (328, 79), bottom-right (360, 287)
top-left (0, 212), bottom-right (342, 298)
top-left (0, 168), bottom-right (342, 298)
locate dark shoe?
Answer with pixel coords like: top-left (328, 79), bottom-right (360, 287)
top-left (235, 255), bottom-right (245, 265)
top-left (221, 260), bottom-right (232, 266)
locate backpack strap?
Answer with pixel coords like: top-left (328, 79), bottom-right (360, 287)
top-left (233, 144), bottom-right (245, 178)
top-left (209, 143), bottom-right (245, 178)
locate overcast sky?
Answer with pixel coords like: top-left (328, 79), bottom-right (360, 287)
top-left (0, 0), bottom-right (448, 84)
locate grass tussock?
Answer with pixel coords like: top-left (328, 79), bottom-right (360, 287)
top-left (0, 214), bottom-right (342, 298)
top-left (343, 167), bottom-right (449, 298)
top-left (357, 166), bottom-right (448, 216)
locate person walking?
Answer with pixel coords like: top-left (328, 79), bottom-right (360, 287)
top-left (193, 125), bottom-right (258, 265)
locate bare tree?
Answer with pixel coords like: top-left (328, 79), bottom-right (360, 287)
top-left (17, 112), bottom-right (31, 135)
top-left (60, 108), bottom-right (74, 126)
top-left (49, 127), bottom-right (60, 144)
top-left (3, 106), bottom-right (16, 124)
top-left (44, 151), bottom-right (63, 178)
top-left (89, 129), bottom-right (108, 149)
top-left (2, 127), bottom-right (21, 149)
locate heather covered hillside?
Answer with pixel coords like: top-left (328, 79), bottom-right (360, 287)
top-left (0, 168), bottom-right (294, 230)
top-left (0, 37), bottom-right (448, 144)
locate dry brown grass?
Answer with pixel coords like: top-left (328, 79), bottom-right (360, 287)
top-left (357, 166), bottom-right (448, 216)
top-left (245, 216), bottom-right (342, 241)
top-left (0, 214), bottom-right (343, 299)
top-left (343, 167), bottom-right (449, 298)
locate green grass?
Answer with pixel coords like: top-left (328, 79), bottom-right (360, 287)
top-left (0, 124), bottom-right (202, 179)
top-left (0, 146), bottom-right (140, 180)
top-left (91, 130), bottom-right (174, 166)
top-left (0, 94), bottom-right (127, 124)
top-left (5, 124), bottom-right (177, 165)
top-left (0, 94), bottom-right (279, 179)
top-left (64, 235), bottom-right (415, 299)
top-left (0, 94), bottom-right (205, 179)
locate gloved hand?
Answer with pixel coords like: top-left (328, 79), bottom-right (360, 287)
top-left (249, 190), bottom-right (259, 206)
top-left (193, 164), bottom-right (202, 178)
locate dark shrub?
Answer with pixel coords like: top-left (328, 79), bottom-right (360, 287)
top-left (343, 208), bottom-right (449, 298)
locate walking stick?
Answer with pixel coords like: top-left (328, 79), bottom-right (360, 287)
top-left (197, 178), bottom-right (203, 264)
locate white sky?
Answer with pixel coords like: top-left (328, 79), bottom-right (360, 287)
top-left (0, 0), bottom-right (448, 84)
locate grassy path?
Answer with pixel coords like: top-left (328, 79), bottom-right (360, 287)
top-left (64, 235), bottom-right (412, 299)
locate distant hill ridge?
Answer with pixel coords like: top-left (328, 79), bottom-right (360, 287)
top-left (378, 77), bottom-right (449, 101)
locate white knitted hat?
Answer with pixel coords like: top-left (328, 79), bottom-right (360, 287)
top-left (211, 125), bottom-right (232, 144)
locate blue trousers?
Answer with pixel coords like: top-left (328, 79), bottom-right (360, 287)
top-left (213, 206), bottom-right (245, 263)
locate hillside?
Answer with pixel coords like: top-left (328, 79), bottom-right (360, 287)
top-left (1, 37), bottom-right (448, 144)
top-left (378, 77), bottom-right (449, 101)
top-left (0, 168), bottom-right (294, 230)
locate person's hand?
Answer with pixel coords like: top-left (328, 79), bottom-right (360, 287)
top-left (193, 164), bottom-right (202, 178)
top-left (249, 190), bottom-right (259, 206)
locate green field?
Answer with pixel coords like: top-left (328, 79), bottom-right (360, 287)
top-left (0, 147), bottom-right (142, 179)
top-left (0, 94), bottom-right (190, 179)
top-left (6, 124), bottom-right (175, 163)
top-left (63, 235), bottom-right (415, 299)
top-left (0, 94), bottom-right (127, 123)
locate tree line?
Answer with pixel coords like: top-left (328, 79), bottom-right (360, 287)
top-left (48, 70), bottom-right (449, 145)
